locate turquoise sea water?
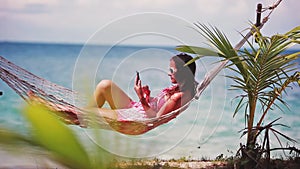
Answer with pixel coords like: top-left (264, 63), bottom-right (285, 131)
top-left (0, 42), bottom-right (299, 161)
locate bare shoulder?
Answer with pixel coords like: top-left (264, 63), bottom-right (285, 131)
top-left (170, 92), bottom-right (183, 101)
top-left (171, 91), bottom-right (192, 104)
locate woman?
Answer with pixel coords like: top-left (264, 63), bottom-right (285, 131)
top-left (90, 53), bottom-right (197, 121)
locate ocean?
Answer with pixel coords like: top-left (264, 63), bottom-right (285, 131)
top-left (0, 42), bottom-right (299, 161)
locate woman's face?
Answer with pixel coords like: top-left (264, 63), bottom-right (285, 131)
top-left (168, 59), bottom-right (178, 84)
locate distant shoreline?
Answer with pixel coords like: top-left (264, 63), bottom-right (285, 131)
top-left (0, 41), bottom-right (176, 49)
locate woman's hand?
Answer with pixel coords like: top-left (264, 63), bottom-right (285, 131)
top-left (134, 75), bottom-right (151, 103)
top-left (134, 74), bottom-right (156, 118)
top-left (134, 76), bottom-right (143, 100)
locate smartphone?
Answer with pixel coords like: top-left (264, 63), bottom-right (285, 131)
top-left (136, 71), bottom-right (140, 85)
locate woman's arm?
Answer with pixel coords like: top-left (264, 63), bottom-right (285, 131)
top-left (155, 92), bottom-right (182, 117)
top-left (134, 75), bottom-right (184, 118)
top-left (138, 89), bottom-right (183, 118)
top-left (139, 97), bottom-right (157, 118)
top-left (134, 76), bottom-right (157, 117)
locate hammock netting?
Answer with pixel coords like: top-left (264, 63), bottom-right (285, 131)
top-left (0, 55), bottom-right (227, 135)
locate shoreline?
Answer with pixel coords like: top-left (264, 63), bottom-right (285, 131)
top-left (111, 158), bottom-right (300, 169)
top-left (114, 160), bottom-right (228, 169)
top-left (1, 150), bottom-right (300, 169)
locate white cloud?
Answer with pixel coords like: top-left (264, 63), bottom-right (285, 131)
top-left (0, 0), bottom-right (299, 45)
top-left (1, 0), bottom-right (59, 13)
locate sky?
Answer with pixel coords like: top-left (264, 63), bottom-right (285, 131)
top-left (0, 0), bottom-right (299, 46)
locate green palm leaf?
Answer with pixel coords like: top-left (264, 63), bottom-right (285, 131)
top-left (175, 45), bottom-right (218, 56)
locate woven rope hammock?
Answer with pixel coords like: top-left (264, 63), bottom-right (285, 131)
top-left (0, 55), bottom-right (227, 135)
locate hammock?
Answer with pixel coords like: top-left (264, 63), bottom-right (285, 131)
top-left (0, 55), bottom-right (227, 135)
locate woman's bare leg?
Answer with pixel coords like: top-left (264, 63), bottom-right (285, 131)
top-left (94, 80), bottom-right (132, 109)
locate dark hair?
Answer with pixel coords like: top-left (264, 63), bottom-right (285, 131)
top-left (171, 53), bottom-right (197, 96)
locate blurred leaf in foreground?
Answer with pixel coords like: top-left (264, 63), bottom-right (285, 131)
top-left (23, 103), bottom-right (92, 169)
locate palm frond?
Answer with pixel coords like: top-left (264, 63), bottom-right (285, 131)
top-left (233, 97), bottom-right (246, 118)
top-left (175, 45), bottom-right (218, 56)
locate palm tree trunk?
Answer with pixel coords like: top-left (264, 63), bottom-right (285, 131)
top-left (243, 94), bottom-right (258, 169)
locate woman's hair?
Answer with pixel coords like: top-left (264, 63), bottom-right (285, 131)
top-left (171, 53), bottom-right (197, 96)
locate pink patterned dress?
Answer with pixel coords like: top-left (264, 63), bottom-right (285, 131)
top-left (117, 85), bottom-right (179, 121)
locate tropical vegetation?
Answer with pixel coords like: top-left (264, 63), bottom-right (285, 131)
top-left (176, 23), bottom-right (300, 168)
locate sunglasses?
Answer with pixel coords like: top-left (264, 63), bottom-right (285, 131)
top-left (169, 67), bottom-right (176, 74)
